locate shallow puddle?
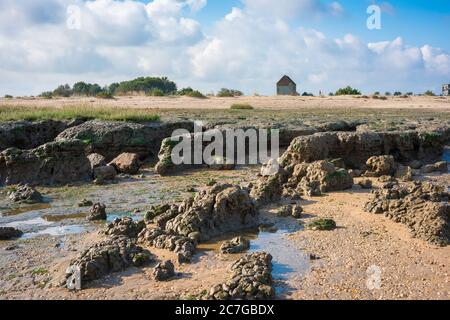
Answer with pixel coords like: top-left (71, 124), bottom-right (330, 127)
top-left (42, 212), bottom-right (87, 222)
top-left (198, 220), bottom-right (310, 298)
top-left (22, 225), bottom-right (86, 239)
top-left (1, 203), bottom-right (52, 217)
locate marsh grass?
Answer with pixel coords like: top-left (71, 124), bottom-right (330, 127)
top-left (230, 103), bottom-right (254, 110)
top-left (0, 105), bottom-right (160, 122)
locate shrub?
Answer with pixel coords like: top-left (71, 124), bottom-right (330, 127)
top-left (96, 91), bottom-right (114, 99)
top-left (406, 92), bottom-right (414, 96)
top-left (4, 95), bottom-right (13, 99)
top-left (301, 92), bottom-right (314, 97)
top-left (394, 91), bottom-right (402, 96)
top-left (53, 84), bottom-right (72, 97)
top-left (230, 103), bottom-right (254, 110)
top-left (186, 90), bottom-right (206, 98)
top-left (335, 86), bottom-right (361, 96)
top-left (115, 76), bottom-right (176, 95)
top-left (385, 92), bottom-right (391, 96)
top-left (217, 88), bottom-right (243, 97)
top-left (373, 91), bottom-right (380, 96)
top-left (424, 90), bottom-right (435, 96)
top-left (147, 88), bottom-right (165, 96)
top-left (39, 91), bottom-right (53, 99)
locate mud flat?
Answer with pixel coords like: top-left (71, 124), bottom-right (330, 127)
top-left (0, 104), bottom-right (449, 300)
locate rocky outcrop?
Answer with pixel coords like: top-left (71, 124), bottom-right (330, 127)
top-left (102, 217), bottom-right (144, 238)
top-left (364, 182), bottom-right (450, 246)
top-left (93, 165), bottom-right (116, 183)
top-left (0, 227), bottom-right (23, 240)
top-left (87, 203), bottom-right (107, 221)
top-left (56, 120), bottom-right (194, 162)
top-left (164, 184), bottom-right (259, 242)
top-left (220, 237), bottom-right (250, 254)
top-left (65, 236), bottom-right (152, 288)
top-left (280, 130), bottom-right (447, 170)
top-left (8, 184), bottom-right (43, 203)
top-left (108, 153), bottom-right (140, 175)
top-left (138, 227), bottom-right (196, 264)
top-left (152, 260), bottom-right (175, 281)
top-left (0, 139), bottom-right (91, 186)
top-left (209, 252), bottom-right (274, 300)
top-left (87, 153), bottom-right (106, 169)
top-left (0, 120), bottom-right (78, 152)
top-left (366, 155), bottom-right (395, 176)
top-left (138, 184), bottom-right (259, 262)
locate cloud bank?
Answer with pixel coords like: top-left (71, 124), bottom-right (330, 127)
top-left (0, 0), bottom-right (449, 96)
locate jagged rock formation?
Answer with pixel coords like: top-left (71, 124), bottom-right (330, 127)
top-left (87, 203), bottom-right (107, 221)
top-left (102, 217), bottom-right (145, 238)
top-left (152, 260), bottom-right (175, 281)
top-left (0, 139), bottom-right (91, 186)
top-left (56, 120), bottom-right (194, 161)
top-left (364, 182), bottom-right (450, 246)
top-left (8, 184), bottom-right (43, 203)
top-left (138, 184), bottom-right (259, 262)
top-left (208, 252), bottom-right (274, 300)
top-left (0, 227), bottom-right (23, 240)
top-left (220, 237), bottom-right (250, 254)
top-left (280, 130), bottom-right (447, 170)
top-left (0, 120), bottom-right (80, 152)
top-left (65, 236), bottom-right (152, 288)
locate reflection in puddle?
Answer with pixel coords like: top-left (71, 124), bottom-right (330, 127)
top-left (107, 211), bottom-right (144, 222)
top-left (249, 228), bottom-right (310, 297)
top-left (42, 212), bottom-right (87, 222)
top-left (198, 222), bottom-right (309, 298)
top-left (1, 203), bottom-right (52, 217)
top-left (3, 217), bottom-right (52, 229)
top-left (22, 225), bottom-right (86, 239)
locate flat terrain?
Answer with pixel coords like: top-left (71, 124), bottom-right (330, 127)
top-left (2, 95), bottom-right (450, 111)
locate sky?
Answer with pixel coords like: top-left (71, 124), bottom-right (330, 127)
top-left (1, 0), bottom-right (450, 96)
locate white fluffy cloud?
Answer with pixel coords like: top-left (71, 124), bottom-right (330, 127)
top-left (0, 0), bottom-right (449, 96)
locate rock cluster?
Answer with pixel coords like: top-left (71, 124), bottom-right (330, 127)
top-left (209, 252), bottom-right (274, 300)
top-left (164, 184), bottom-right (259, 241)
top-left (8, 184), bottom-right (43, 203)
top-left (422, 161), bottom-right (448, 174)
top-left (279, 131), bottom-right (447, 170)
top-left (364, 182), bottom-right (450, 245)
top-left (252, 160), bottom-right (353, 205)
top-left (87, 203), bottom-right (107, 221)
top-left (0, 227), bottom-right (23, 240)
top-left (152, 260), bottom-right (175, 281)
top-left (0, 139), bottom-right (92, 186)
top-left (366, 155), bottom-right (395, 176)
top-left (56, 120), bottom-right (194, 161)
top-left (138, 227), bottom-right (196, 264)
top-left (102, 217), bottom-right (144, 238)
top-left (65, 235), bottom-right (152, 287)
top-left (220, 237), bottom-right (250, 254)
top-left (108, 153), bottom-right (141, 175)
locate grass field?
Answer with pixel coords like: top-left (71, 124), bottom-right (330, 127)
top-left (0, 105), bottom-right (160, 122)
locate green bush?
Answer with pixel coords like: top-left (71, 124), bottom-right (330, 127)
top-left (424, 90), bottom-right (435, 96)
top-left (53, 84), bottom-right (72, 97)
top-left (217, 88), bottom-right (243, 97)
top-left (116, 76), bottom-right (176, 95)
top-left (147, 88), bottom-right (165, 96)
top-left (39, 92), bottom-right (53, 99)
top-left (187, 90), bottom-right (206, 98)
top-left (96, 91), bottom-right (114, 99)
top-left (4, 95), bottom-right (13, 99)
top-left (385, 92), bottom-right (391, 96)
top-left (335, 86), bottom-right (361, 96)
top-left (394, 91), bottom-right (402, 96)
top-left (302, 92), bottom-right (314, 97)
top-left (373, 91), bottom-right (380, 96)
top-left (230, 103), bottom-right (254, 110)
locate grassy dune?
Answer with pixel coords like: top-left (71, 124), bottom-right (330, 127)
top-left (0, 105), bottom-right (160, 122)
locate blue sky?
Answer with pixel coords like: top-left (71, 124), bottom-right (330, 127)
top-left (0, 0), bottom-right (449, 96)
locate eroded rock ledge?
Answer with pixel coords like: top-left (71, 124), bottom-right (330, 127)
top-left (208, 252), bottom-right (275, 300)
top-left (364, 181), bottom-right (450, 246)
